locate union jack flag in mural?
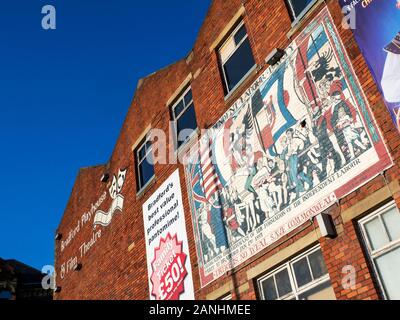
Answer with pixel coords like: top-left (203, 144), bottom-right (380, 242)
top-left (199, 136), bottom-right (223, 204)
top-left (188, 135), bottom-right (222, 207)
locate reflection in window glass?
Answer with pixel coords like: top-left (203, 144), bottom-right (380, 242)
top-left (234, 25), bottom-right (247, 45)
top-left (275, 269), bottom-right (292, 298)
top-left (177, 104), bottom-right (197, 143)
top-left (184, 90), bottom-right (193, 107)
top-left (139, 154), bottom-right (154, 188)
top-left (138, 146), bottom-right (146, 161)
top-left (309, 250), bottom-right (328, 279)
top-left (365, 217), bottom-right (389, 251)
top-left (261, 276), bottom-right (277, 300)
top-left (375, 247), bottom-right (400, 300)
top-left (174, 100), bottom-right (185, 118)
top-left (293, 257), bottom-right (312, 288)
top-left (382, 208), bottom-right (400, 242)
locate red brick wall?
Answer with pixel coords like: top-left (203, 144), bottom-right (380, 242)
top-left (55, 0), bottom-right (400, 300)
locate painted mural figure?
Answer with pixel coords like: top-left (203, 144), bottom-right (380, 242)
top-left (276, 157), bottom-right (290, 209)
top-left (311, 73), bottom-right (346, 174)
top-left (283, 128), bottom-right (313, 199)
top-left (221, 187), bottom-right (245, 242)
top-left (209, 195), bottom-right (228, 253)
top-left (198, 203), bottom-right (218, 263)
top-left (228, 120), bottom-right (263, 234)
top-left (265, 158), bottom-right (283, 210)
top-left (230, 129), bottom-right (247, 169)
top-left (331, 91), bottom-right (370, 161)
top-left (336, 106), bottom-right (367, 159)
top-left (252, 157), bottom-right (277, 218)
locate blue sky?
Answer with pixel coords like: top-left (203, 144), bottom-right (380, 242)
top-left (0, 0), bottom-right (210, 270)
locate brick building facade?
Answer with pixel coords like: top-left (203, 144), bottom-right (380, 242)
top-left (55, 0), bottom-right (400, 300)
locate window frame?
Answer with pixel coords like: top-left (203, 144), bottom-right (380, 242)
top-left (257, 245), bottom-right (332, 300)
top-left (170, 86), bottom-right (198, 151)
top-left (218, 20), bottom-right (256, 96)
top-left (286, 0), bottom-right (319, 25)
top-left (219, 293), bottom-right (232, 300)
top-left (358, 201), bottom-right (400, 300)
top-left (134, 133), bottom-right (155, 193)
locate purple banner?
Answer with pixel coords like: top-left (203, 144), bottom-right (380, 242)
top-left (339, 0), bottom-right (400, 130)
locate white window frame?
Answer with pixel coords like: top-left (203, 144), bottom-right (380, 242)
top-left (135, 134), bottom-right (154, 192)
top-left (286, 0), bottom-right (318, 26)
top-left (170, 86), bottom-right (198, 150)
top-left (219, 293), bottom-right (232, 300)
top-left (257, 245), bottom-right (332, 300)
top-left (218, 20), bottom-right (256, 96)
top-left (358, 201), bottom-right (400, 300)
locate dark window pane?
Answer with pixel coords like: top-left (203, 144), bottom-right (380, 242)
top-left (184, 90), bottom-right (193, 107)
top-left (223, 38), bottom-right (255, 92)
top-left (138, 153), bottom-right (154, 189)
top-left (275, 269), bottom-right (293, 298)
top-left (293, 257), bottom-right (312, 288)
top-left (174, 100), bottom-right (185, 118)
top-left (309, 250), bottom-right (328, 279)
top-left (177, 104), bottom-right (198, 147)
top-left (289, 0), bottom-right (314, 18)
top-left (138, 145), bottom-right (146, 161)
top-left (145, 140), bottom-right (152, 152)
top-left (234, 24), bottom-right (247, 45)
top-left (261, 277), bottom-right (277, 300)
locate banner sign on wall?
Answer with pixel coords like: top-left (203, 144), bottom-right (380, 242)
top-left (183, 7), bottom-right (393, 288)
top-left (142, 169), bottom-right (195, 300)
top-left (339, 0), bottom-right (400, 129)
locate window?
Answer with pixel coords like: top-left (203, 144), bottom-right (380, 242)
top-left (359, 202), bottom-right (400, 300)
top-left (218, 21), bottom-right (256, 95)
top-left (257, 246), bottom-right (336, 300)
top-left (135, 134), bottom-right (155, 192)
top-left (286, 0), bottom-right (317, 21)
top-left (171, 87), bottom-right (198, 149)
top-left (219, 293), bottom-right (232, 300)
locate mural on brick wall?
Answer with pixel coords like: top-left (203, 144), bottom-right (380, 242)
top-left (183, 8), bottom-right (393, 287)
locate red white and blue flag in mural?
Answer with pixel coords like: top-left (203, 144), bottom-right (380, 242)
top-left (183, 7), bottom-right (393, 288)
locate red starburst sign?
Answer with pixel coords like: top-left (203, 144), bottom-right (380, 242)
top-left (150, 233), bottom-right (188, 300)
